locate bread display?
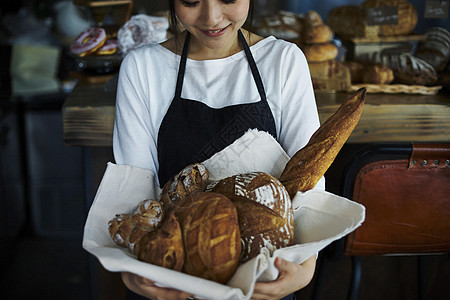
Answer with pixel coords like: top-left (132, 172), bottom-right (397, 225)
top-left (280, 88), bottom-right (366, 197)
top-left (160, 163), bottom-right (209, 212)
top-left (208, 172), bottom-right (294, 262)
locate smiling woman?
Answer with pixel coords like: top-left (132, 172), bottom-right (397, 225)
top-left (171, 0), bottom-right (250, 59)
top-left (166, 0), bottom-right (255, 59)
top-left (113, 0), bottom-right (323, 299)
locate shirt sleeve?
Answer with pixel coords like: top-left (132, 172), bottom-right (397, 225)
top-left (278, 44), bottom-right (325, 191)
top-left (113, 52), bottom-right (160, 184)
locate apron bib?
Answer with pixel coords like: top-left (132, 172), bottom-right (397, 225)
top-left (157, 30), bottom-right (277, 186)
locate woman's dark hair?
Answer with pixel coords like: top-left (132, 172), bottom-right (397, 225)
top-left (168, 0), bottom-right (255, 46)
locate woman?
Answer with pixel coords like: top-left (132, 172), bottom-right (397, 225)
top-left (114, 0), bottom-right (323, 299)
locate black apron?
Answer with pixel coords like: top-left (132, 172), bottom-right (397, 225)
top-left (127, 29), bottom-right (295, 300)
top-left (157, 30), bottom-right (277, 187)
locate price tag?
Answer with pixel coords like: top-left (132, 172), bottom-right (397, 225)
top-left (366, 6), bottom-right (399, 26)
top-left (424, 0), bottom-right (449, 18)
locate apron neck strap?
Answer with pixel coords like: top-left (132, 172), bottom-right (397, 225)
top-left (175, 32), bottom-right (190, 99)
top-left (238, 30), bottom-right (267, 102)
top-left (175, 30), bottom-right (266, 101)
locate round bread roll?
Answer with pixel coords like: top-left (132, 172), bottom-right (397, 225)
top-left (302, 42), bottom-right (338, 63)
top-left (209, 172), bottom-right (294, 263)
top-left (362, 64), bottom-right (394, 84)
top-left (303, 24), bottom-right (333, 44)
top-left (362, 0), bottom-right (418, 36)
top-left (108, 213), bottom-right (134, 248)
top-left (132, 199), bottom-right (165, 231)
top-left (175, 192), bottom-right (241, 284)
top-left (108, 199), bottom-right (165, 254)
top-left (304, 10), bottom-right (324, 27)
top-left (302, 10), bottom-right (333, 44)
top-left (160, 163), bottom-right (209, 212)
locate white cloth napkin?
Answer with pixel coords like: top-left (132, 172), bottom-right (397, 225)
top-left (82, 129), bottom-right (365, 300)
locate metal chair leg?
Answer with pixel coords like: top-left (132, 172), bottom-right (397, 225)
top-left (348, 256), bottom-right (361, 300)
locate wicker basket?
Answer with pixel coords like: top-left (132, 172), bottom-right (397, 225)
top-left (348, 84), bottom-right (442, 95)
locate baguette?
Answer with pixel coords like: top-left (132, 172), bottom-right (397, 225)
top-left (279, 88), bottom-right (366, 197)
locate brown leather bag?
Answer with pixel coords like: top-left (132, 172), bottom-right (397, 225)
top-left (344, 143), bottom-right (450, 256)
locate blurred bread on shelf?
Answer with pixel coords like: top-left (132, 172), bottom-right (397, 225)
top-left (415, 27), bottom-right (450, 72)
top-left (327, 5), bottom-right (380, 40)
top-left (327, 0), bottom-right (418, 39)
top-left (302, 43), bottom-right (338, 63)
top-left (253, 11), bottom-right (303, 41)
top-left (362, 0), bottom-right (418, 37)
top-left (308, 60), bottom-right (351, 92)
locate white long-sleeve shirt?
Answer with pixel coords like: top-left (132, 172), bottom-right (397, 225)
top-left (113, 35), bottom-right (324, 189)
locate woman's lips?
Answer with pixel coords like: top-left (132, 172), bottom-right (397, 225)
top-left (201, 26), bottom-right (229, 37)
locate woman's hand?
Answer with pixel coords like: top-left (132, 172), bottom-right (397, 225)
top-left (121, 272), bottom-right (200, 300)
top-left (251, 255), bottom-right (316, 300)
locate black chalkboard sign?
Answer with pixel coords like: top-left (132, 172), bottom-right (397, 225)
top-left (424, 0), bottom-right (449, 18)
top-left (366, 6), bottom-right (399, 25)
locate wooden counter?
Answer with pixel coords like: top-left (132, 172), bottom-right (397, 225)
top-left (62, 81), bottom-right (450, 147)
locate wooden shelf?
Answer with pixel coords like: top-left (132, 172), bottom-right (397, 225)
top-left (62, 82), bottom-right (450, 147)
top-left (74, 0), bottom-right (132, 8)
